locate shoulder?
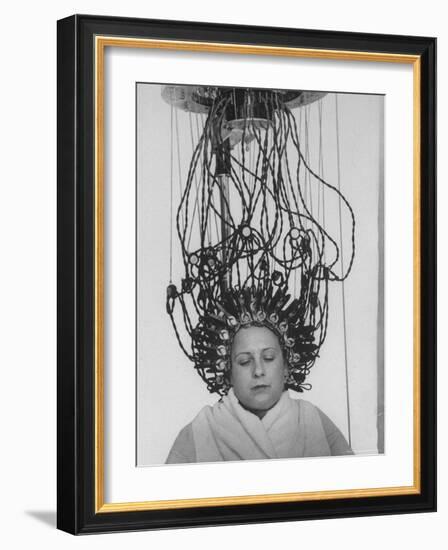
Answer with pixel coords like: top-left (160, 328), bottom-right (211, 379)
top-left (294, 398), bottom-right (321, 417)
top-left (295, 399), bottom-right (340, 430)
top-left (295, 398), bottom-right (316, 409)
top-left (294, 398), bottom-right (353, 456)
top-left (165, 403), bottom-right (216, 464)
top-left (300, 399), bottom-right (353, 456)
top-left (294, 398), bottom-right (329, 428)
top-left (165, 422), bottom-right (196, 464)
top-left (294, 399), bottom-right (334, 423)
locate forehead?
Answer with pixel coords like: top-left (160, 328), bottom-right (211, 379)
top-left (232, 326), bottom-right (280, 353)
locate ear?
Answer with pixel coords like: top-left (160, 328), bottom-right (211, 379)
top-left (283, 361), bottom-right (289, 381)
top-left (228, 360), bottom-right (234, 385)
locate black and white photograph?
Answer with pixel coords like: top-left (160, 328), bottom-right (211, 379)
top-left (136, 83), bottom-right (384, 466)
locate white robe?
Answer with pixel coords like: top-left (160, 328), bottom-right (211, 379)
top-left (189, 389), bottom-right (331, 462)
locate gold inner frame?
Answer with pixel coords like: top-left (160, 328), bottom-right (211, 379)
top-left (94, 36), bottom-right (422, 513)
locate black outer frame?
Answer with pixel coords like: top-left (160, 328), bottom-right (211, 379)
top-left (57, 14), bottom-right (436, 535)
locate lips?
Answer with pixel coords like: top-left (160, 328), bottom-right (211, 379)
top-left (251, 384), bottom-right (270, 391)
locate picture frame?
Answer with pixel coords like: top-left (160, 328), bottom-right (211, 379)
top-left (57, 14), bottom-right (436, 534)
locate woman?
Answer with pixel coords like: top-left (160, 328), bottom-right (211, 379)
top-left (166, 322), bottom-right (352, 463)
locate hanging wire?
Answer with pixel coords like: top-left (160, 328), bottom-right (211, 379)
top-left (175, 108), bottom-right (185, 231)
top-left (186, 111), bottom-right (203, 247)
top-left (165, 87), bottom-right (356, 395)
top-left (169, 104), bottom-right (174, 283)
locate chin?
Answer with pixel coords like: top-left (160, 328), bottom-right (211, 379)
top-left (251, 396), bottom-right (276, 410)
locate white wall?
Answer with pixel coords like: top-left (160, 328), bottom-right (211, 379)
top-left (0, 1), bottom-right (444, 549)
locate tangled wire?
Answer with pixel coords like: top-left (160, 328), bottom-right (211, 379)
top-left (166, 87), bottom-right (355, 395)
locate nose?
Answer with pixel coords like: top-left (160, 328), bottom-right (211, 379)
top-left (253, 357), bottom-right (266, 378)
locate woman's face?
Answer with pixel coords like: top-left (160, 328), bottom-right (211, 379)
top-left (230, 326), bottom-right (287, 418)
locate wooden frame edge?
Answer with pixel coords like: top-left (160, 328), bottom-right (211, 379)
top-left (93, 36), bottom-right (423, 514)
